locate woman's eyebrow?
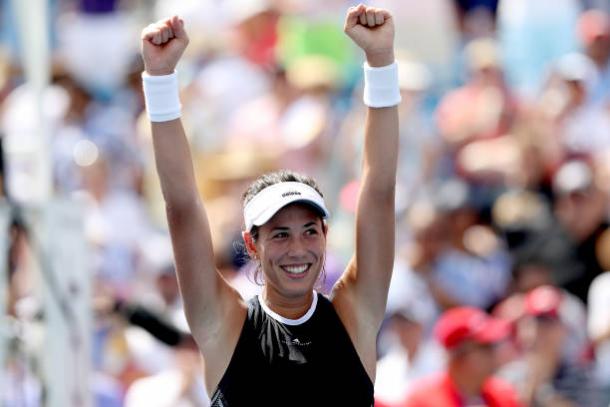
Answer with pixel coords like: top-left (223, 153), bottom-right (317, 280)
top-left (271, 226), bottom-right (290, 232)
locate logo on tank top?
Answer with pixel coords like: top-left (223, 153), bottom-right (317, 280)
top-left (282, 336), bottom-right (311, 347)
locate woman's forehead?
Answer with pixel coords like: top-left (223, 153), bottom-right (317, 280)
top-left (263, 203), bottom-right (324, 228)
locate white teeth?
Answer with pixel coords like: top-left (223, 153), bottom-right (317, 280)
top-left (283, 265), bottom-right (308, 274)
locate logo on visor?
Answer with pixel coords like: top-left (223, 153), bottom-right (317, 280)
top-left (282, 191), bottom-right (302, 198)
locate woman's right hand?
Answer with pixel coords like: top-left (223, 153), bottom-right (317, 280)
top-left (140, 15), bottom-right (189, 76)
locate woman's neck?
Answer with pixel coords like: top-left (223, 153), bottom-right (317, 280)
top-left (261, 288), bottom-right (316, 320)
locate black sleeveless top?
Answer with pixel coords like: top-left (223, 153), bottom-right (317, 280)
top-left (210, 293), bottom-right (374, 406)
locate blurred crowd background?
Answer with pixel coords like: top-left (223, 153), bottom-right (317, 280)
top-left (1, 0), bottom-right (610, 406)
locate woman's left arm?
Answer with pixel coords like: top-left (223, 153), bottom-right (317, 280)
top-left (333, 4), bottom-right (399, 362)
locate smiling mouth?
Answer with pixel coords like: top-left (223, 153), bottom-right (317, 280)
top-left (281, 264), bottom-right (310, 275)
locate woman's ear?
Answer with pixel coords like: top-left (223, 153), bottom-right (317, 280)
top-left (242, 231), bottom-right (258, 258)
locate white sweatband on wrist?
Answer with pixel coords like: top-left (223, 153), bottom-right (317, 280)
top-left (142, 71), bottom-right (182, 122)
top-left (363, 61), bottom-right (401, 108)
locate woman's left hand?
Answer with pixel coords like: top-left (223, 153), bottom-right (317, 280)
top-left (343, 4), bottom-right (395, 67)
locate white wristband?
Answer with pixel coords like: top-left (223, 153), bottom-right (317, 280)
top-left (142, 71), bottom-right (182, 122)
top-left (363, 61), bottom-right (401, 108)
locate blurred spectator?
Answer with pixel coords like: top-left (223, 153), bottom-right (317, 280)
top-left (91, 253), bottom-right (195, 403)
top-left (497, 286), bottom-right (596, 407)
top-left (227, 0), bottom-right (279, 67)
top-left (124, 346), bottom-right (209, 407)
top-left (388, 201), bottom-right (446, 319)
top-left (498, 0), bottom-right (581, 98)
top-left (93, 286), bottom-right (195, 406)
top-left (153, 0), bottom-right (223, 50)
top-left (491, 189), bottom-right (555, 251)
top-left (56, 0), bottom-right (139, 100)
top-left (587, 1), bottom-right (610, 13)
top-left (549, 53), bottom-right (610, 156)
top-left (392, 54), bottom-right (441, 210)
top-left (225, 61), bottom-right (337, 177)
top-left (78, 154), bottom-right (153, 294)
top-left (588, 270), bottom-right (610, 406)
top-left (497, 160), bottom-right (610, 305)
top-left (48, 67), bottom-right (92, 193)
top-left (437, 38), bottom-right (517, 150)
top-left (0, 74), bottom-right (69, 203)
top-left (375, 302), bottom-right (444, 406)
top-left (436, 38), bottom-right (522, 191)
top-left (400, 306), bottom-right (522, 407)
top-left (552, 160), bottom-right (609, 303)
top-left (576, 9), bottom-right (610, 108)
top-left (94, 285), bottom-right (207, 406)
top-left (186, 44), bottom-right (270, 153)
top-left (432, 180), bottom-right (511, 310)
top-left (453, 0), bottom-right (499, 39)
top-left (134, 260), bottom-right (189, 332)
top-left (502, 258), bottom-right (590, 363)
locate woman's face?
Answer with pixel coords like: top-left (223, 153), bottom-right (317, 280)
top-left (255, 203), bottom-right (326, 299)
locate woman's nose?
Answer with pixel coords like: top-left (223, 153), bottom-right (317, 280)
top-left (287, 236), bottom-right (307, 256)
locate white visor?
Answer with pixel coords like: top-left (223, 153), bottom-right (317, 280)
top-left (243, 182), bottom-right (329, 232)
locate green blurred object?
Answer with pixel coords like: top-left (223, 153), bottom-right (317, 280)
top-left (277, 15), bottom-right (357, 85)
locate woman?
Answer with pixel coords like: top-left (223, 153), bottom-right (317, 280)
top-left (140, 4), bottom-right (400, 405)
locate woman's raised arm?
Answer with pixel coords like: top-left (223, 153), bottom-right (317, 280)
top-left (332, 5), bottom-right (400, 377)
top-left (141, 16), bottom-right (245, 348)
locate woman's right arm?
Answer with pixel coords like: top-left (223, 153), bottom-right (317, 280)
top-left (140, 17), bottom-right (245, 348)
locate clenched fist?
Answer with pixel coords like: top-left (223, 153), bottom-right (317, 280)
top-left (344, 4), bottom-right (395, 67)
top-left (141, 15), bottom-right (189, 76)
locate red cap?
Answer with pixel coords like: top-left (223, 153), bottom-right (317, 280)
top-left (524, 285), bottom-right (562, 318)
top-left (434, 307), bottom-right (510, 349)
top-left (578, 10), bottom-right (610, 45)
top-left (492, 293), bottom-right (526, 324)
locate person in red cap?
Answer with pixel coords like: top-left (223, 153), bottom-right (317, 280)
top-left (400, 306), bottom-right (523, 407)
top-left (494, 285), bottom-right (596, 407)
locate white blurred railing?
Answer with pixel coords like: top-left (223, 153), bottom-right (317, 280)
top-left (0, 201), bottom-right (92, 407)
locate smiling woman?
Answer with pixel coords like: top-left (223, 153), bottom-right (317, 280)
top-left (241, 171), bottom-right (328, 291)
top-left (140, 4), bottom-right (400, 406)
top-left (247, 199), bottom-right (326, 303)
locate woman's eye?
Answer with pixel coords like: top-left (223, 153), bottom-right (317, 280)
top-left (273, 232), bottom-right (288, 239)
top-left (305, 229), bottom-right (319, 236)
